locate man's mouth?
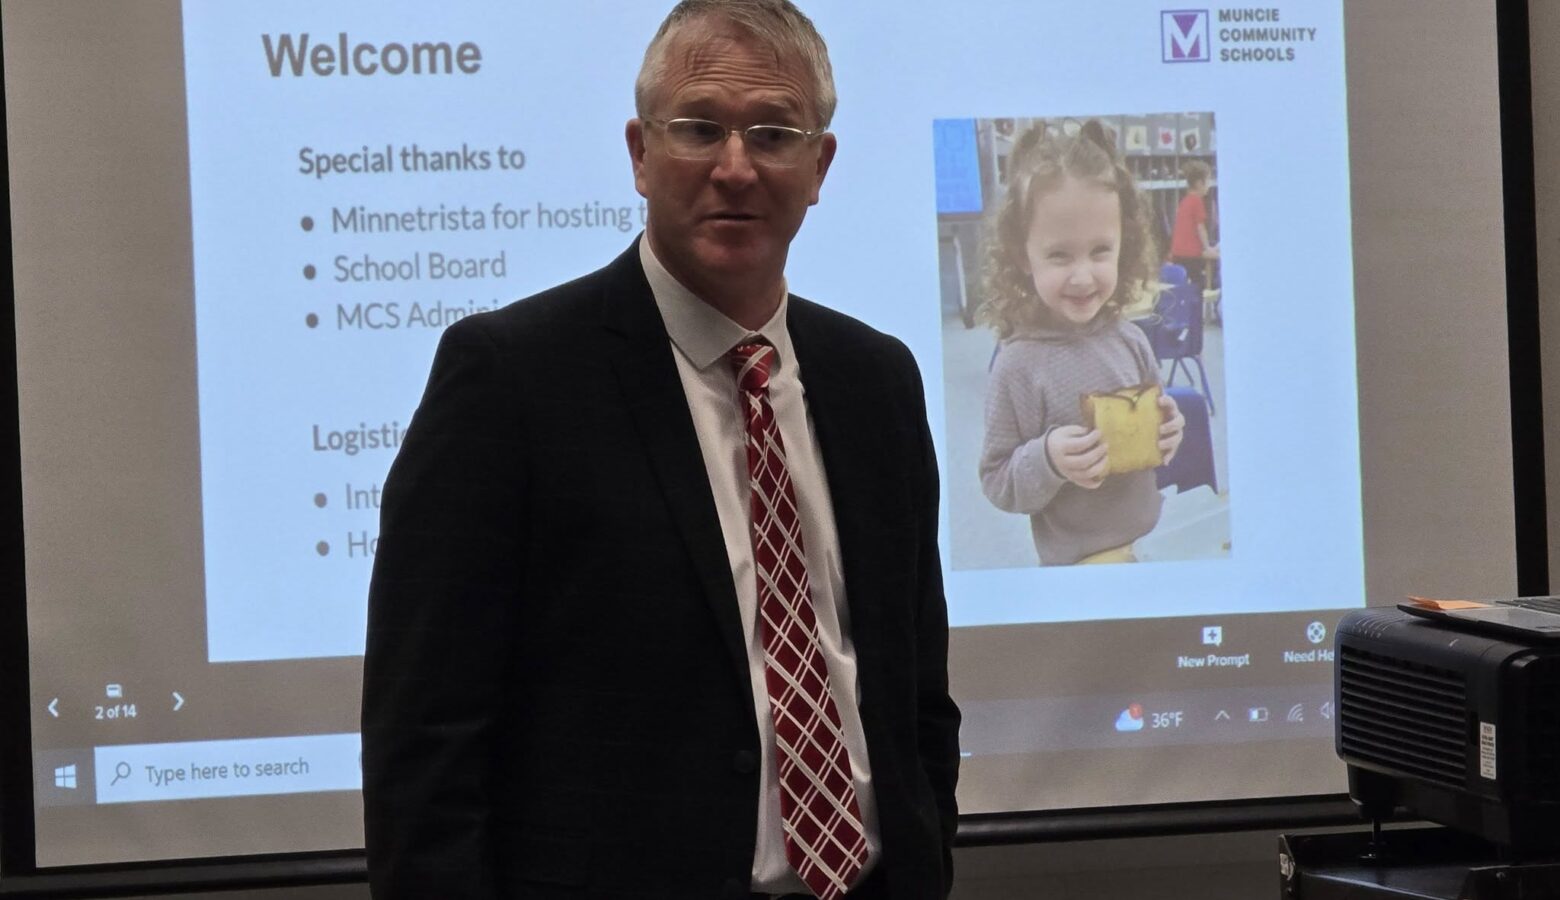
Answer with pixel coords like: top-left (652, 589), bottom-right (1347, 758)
top-left (708, 211), bottom-right (758, 221)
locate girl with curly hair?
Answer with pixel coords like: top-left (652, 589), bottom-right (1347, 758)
top-left (978, 120), bottom-right (1184, 565)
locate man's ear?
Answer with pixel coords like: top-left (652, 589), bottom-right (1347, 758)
top-left (807, 132), bottom-right (837, 206)
top-left (626, 118), bottom-right (649, 198)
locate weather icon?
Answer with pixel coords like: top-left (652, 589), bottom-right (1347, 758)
top-left (1114, 703), bottom-right (1145, 733)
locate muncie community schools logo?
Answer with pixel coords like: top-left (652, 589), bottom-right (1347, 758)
top-left (1162, 10), bottom-right (1211, 62)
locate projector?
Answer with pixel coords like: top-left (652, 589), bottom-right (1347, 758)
top-left (1335, 607), bottom-right (1560, 852)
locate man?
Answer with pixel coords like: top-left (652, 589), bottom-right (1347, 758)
top-left (361, 2), bottom-right (960, 897)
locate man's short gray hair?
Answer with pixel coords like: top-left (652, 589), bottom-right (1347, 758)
top-left (634, 0), bottom-right (837, 129)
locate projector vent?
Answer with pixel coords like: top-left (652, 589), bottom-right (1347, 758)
top-left (1339, 645), bottom-right (1468, 788)
top-left (1521, 655), bottom-right (1560, 800)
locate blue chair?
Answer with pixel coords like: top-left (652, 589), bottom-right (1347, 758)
top-left (1157, 387), bottom-right (1216, 493)
top-left (1146, 264), bottom-right (1215, 415)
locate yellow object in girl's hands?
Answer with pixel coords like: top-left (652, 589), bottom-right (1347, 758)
top-left (1081, 383), bottom-right (1165, 475)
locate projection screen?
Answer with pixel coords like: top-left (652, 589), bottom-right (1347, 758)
top-left (3, 0), bottom-right (1531, 870)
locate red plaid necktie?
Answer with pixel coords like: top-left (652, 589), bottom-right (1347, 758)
top-left (729, 340), bottom-right (867, 900)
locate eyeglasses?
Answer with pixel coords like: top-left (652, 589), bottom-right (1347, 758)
top-left (643, 117), bottom-right (826, 168)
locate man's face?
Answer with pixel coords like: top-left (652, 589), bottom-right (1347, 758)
top-left (627, 26), bottom-right (835, 303)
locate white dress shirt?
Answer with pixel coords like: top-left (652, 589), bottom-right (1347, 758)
top-left (639, 237), bottom-right (881, 893)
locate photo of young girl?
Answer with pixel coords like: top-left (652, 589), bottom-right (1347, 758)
top-left (980, 119), bottom-right (1183, 565)
top-left (933, 114), bottom-right (1230, 569)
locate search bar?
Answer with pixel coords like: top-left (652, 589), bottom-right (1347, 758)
top-left (93, 733), bottom-right (360, 804)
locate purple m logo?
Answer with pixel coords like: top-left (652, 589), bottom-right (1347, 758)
top-left (1162, 10), bottom-right (1210, 63)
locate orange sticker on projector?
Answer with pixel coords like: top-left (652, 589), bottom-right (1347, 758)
top-left (1404, 596), bottom-right (1492, 610)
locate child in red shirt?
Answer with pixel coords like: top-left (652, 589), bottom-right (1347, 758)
top-left (1169, 159), bottom-right (1217, 290)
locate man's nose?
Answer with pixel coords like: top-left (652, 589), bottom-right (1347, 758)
top-left (710, 131), bottom-right (759, 185)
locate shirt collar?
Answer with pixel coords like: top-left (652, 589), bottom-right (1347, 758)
top-left (639, 232), bottom-right (795, 375)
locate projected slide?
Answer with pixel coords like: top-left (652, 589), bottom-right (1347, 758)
top-left (184, 1), bottom-right (1357, 662)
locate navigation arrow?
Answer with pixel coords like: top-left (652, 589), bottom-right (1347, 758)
top-left (47, 698), bottom-right (59, 718)
top-left (172, 691), bottom-right (185, 712)
top-left (1214, 709), bottom-right (1231, 722)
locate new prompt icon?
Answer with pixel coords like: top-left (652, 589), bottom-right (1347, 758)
top-left (1202, 626), bottom-right (1223, 646)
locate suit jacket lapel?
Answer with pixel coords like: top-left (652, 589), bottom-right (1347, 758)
top-left (597, 244), bottom-right (752, 691)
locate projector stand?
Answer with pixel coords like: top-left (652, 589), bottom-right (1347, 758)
top-left (1279, 827), bottom-right (1560, 899)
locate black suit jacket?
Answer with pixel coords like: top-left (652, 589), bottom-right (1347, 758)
top-left (362, 241), bottom-right (960, 899)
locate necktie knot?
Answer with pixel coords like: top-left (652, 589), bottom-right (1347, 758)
top-left (729, 340), bottom-right (774, 394)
